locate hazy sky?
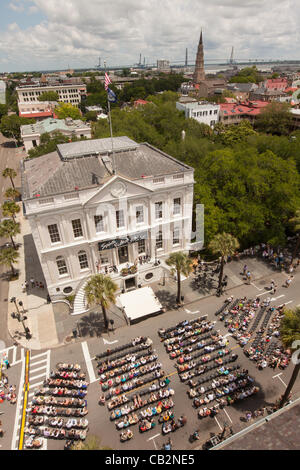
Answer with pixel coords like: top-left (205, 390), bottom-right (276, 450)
top-left (0, 0), bottom-right (298, 72)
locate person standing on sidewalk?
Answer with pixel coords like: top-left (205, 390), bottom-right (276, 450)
top-left (246, 271), bottom-right (251, 284)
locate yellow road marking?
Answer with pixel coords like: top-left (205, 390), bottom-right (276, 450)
top-left (18, 350), bottom-right (30, 450)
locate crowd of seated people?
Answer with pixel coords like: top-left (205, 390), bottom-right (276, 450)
top-left (219, 298), bottom-right (292, 372)
top-left (159, 315), bottom-right (260, 423)
top-left (100, 361), bottom-right (162, 392)
top-left (26, 363), bottom-right (89, 444)
top-left (97, 337), bottom-right (177, 442)
top-left (115, 397), bottom-right (174, 431)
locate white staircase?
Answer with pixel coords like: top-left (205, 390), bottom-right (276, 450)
top-left (72, 279), bottom-right (89, 316)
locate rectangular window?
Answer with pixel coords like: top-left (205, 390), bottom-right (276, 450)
top-left (39, 197), bottom-right (54, 205)
top-left (48, 224), bottom-right (60, 243)
top-left (72, 219), bottom-right (83, 238)
top-left (173, 174), bottom-right (184, 181)
top-left (100, 254), bottom-right (109, 264)
top-left (156, 229), bottom-right (163, 249)
top-left (173, 227), bottom-right (180, 245)
top-left (94, 215), bottom-right (104, 233)
top-left (136, 206), bottom-right (144, 224)
top-left (173, 197), bottom-right (181, 215)
top-left (155, 202), bottom-right (163, 220)
top-left (153, 177), bottom-right (165, 185)
top-left (138, 239), bottom-right (146, 254)
top-left (78, 252), bottom-right (89, 270)
top-left (64, 193), bottom-right (79, 200)
top-left (116, 210), bottom-right (125, 228)
top-left (57, 257), bottom-right (67, 275)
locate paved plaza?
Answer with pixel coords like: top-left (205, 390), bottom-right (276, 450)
top-left (1, 200), bottom-right (300, 450)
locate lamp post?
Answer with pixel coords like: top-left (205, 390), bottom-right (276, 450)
top-left (10, 297), bottom-right (31, 340)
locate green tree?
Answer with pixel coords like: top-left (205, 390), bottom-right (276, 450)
top-left (0, 246), bottom-right (19, 277)
top-left (0, 114), bottom-right (35, 141)
top-left (2, 200), bottom-right (20, 222)
top-left (255, 102), bottom-right (293, 135)
top-left (229, 66), bottom-right (263, 84)
top-left (84, 111), bottom-right (98, 122)
top-left (84, 274), bottom-right (118, 330)
top-left (209, 233), bottom-right (240, 290)
top-left (0, 104), bottom-right (8, 120)
top-left (28, 131), bottom-right (77, 159)
top-left (165, 251), bottom-right (193, 304)
top-left (2, 168), bottom-right (17, 189)
top-left (4, 187), bottom-right (20, 201)
top-left (70, 435), bottom-right (112, 450)
top-left (220, 120), bottom-right (257, 146)
top-left (279, 308), bottom-right (300, 408)
top-left (289, 209), bottom-right (300, 264)
top-left (38, 91), bottom-right (59, 102)
top-left (54, 102), bottom-right (82, 120)
top-left (0, 219), bottom-right (20, 249)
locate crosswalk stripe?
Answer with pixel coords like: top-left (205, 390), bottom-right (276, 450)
top-left (81, 341), bottom-right (97, 383)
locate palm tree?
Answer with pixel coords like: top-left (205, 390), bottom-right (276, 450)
top-left (0, 219), bottom-right (20, 249)
top-left (1, 200), bottom-right (20, 222)
top-left (278, 308), bottom-right (300, 408)
top-left (70, 435), bottom-right (112, 450)
top-left (209, 232), bottom-right (240, 291)
top-left (2, 168), bottom-right (17, 189)
top-left (84, 274), bottom-right (118, 330)
top-left (0, 246), bottom-right (20, 277)
top-left (166, 251), bottom-right (193, 304)
top-left (289, 209), bottom-right (300, 265)
top-left (4, 187), bottom-right (20, 201)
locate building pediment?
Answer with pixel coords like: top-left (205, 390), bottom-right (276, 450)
top-left (84, 175), bottom-right (153, 207)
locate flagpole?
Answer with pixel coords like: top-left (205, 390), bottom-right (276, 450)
top-left (104, 61), bottom-right (116, 175)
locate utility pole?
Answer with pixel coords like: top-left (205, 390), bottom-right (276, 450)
top-left (185, 48), bottom-right (188, 67)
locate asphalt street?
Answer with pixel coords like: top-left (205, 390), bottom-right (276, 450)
top-left (1, 267), bottom-right (298, 451)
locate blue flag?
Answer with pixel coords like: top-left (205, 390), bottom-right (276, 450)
top-left (107, 88), bottom-right (117, 103)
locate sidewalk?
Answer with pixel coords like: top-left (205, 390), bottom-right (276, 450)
top-left (7, 207), bottom-right (60, 350)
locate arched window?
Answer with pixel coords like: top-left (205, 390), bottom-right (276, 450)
top-left (78, 250), bottom-right (89, 270)
top-left (56, 256), bottom-right (68, 275)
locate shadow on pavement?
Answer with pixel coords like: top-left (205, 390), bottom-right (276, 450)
top-left (77, 311), bottom-right (105, 338)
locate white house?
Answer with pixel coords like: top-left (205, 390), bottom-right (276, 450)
top-left (21, 137), bottom-right (196, 307)
top-left (21, 117), bottom-right (92, 153)
top-left (176, 100), bottom-right (220, 127)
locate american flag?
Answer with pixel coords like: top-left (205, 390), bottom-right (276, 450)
top-left (104, 72), bottom-right (112, 90)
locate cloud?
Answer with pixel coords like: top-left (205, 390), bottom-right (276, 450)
top-left (8, 1), bottom-right (25, 12)
top-left (0, 0), bottom-right (299, 71)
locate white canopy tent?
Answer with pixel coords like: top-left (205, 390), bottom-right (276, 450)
top-left (116, 286), bottom-right (163, 323)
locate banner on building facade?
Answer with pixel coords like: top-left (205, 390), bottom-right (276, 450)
top-left (98, 230), bottom-right (148, 251)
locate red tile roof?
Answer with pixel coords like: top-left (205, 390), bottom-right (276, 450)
top-left (19, 111), bottom-right (56, 119)
top-left (134, 99), bottom-right (149, 106)
top-left (220, 101), bottom-right (268, 117)
top-left (285, 87), bottom-right (298, 93)
top-left (265, 78), bottom-right (288, 90)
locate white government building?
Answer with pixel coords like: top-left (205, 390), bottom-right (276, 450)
top-left (21, 137), bottom-right (195, 314)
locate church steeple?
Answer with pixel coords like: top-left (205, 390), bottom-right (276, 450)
top-left (193, 29), bottom-right (205, 84)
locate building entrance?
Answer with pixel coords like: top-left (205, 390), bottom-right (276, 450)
top-left (118, 245), bottom-right (129, 264)
top-left (125, 277), bottom-right (136, 290)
